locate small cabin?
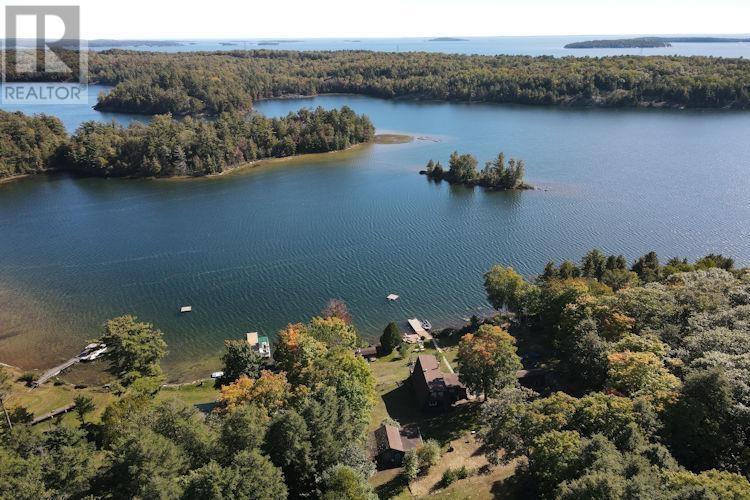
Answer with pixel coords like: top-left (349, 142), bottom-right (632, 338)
top-left (374, 423), bottom-right (423, 468)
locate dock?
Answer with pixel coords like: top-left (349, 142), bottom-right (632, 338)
top-left (33, 343), bottom-right (107, 387)
top-left (246, 331), bottom-right (272, 358)
top-left (180, 306), bottom-right (192, 313)
top-left (407, 318), bottom-right (429, 338)
top-left (408, 318), bottom-right (454, 374)
top-left (35, 358), bottom-right (80, 386)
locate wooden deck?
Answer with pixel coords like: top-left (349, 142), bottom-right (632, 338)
top-left (407, 318), bottom-right (429, 338)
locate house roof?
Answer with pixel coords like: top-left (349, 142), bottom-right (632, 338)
top-left (411, 354), bottom-right (467, 405)
top-left (443, 373), bottom-right (463, 388)
top-left (416, 354), bottom-right (440, 373)
top-left (374, 424), bottom-right (422, 454)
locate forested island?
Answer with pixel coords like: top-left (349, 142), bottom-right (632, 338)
top-left (566, 36), bottom-right (750, 49)
top-left (421, 151), bottom-right (532, 190)
top-left (0, 106), bottom-right (374, 179)
top-left (7, 49), bottom-right (750, 115)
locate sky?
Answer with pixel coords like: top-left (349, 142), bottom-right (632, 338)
top-left (2, 0), bottom-right (750, 39)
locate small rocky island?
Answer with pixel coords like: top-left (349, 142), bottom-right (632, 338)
top-left (420, 151), bottom-right (533, 190)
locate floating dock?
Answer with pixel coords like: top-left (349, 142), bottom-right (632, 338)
top-left (387, 294), bottom-right (400, 301)
top-left (180, 306), bottom-right (192, 313)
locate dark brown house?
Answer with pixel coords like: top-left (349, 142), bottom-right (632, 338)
top-left (373, 423), bottom-right (423, 468)
top-left (410, 354), bottom-right (468, 409)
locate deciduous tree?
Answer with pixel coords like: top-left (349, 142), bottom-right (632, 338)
top-left (457, 324), bottom-right (521, 399)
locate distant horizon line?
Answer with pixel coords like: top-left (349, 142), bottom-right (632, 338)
top-left (7, 33), bottom-right (750, 42)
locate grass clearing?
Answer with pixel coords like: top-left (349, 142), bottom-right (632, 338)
top-left (157, 380), bottom-right (219, 413)
top-left (368, 342), bottom-right (516, 499)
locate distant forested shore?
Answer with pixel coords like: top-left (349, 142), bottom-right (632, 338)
top-left (565, 36), bottom-right (750, 49)
top-left (5, 49), bottom-right (750, 115)
top-left (0, 107), bottom-right (374, 179)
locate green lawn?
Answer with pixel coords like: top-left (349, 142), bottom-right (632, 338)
top-left (156, 380), bottom-right (220, 413)
top-left (369, 343), bottom-right (480, 442)
top-left (3, 361), bottom-right (219, 430)
top-left (368, 341), bottom-right (518, 499)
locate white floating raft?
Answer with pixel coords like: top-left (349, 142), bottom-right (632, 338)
top-left (386, 294), bottom-right (400, 301)
top-left (180, 306), bottom-right (193, 313)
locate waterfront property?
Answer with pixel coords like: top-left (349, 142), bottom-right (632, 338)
top-left (246, 332), bottom-right (272, 359)
top-left (410, 354), bottom-right (467, 409)
top-left (3, 93), bottom-right (750, 379)
top-left (407, 318), bottom-right (430, 339)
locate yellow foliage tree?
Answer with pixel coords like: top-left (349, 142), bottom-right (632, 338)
top-left (218, 370), bottom-right (291, 414)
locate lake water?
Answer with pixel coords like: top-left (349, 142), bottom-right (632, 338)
top-left (90, 36), bottom-right (750, 58)
top-left (1, 92), bottom-right (750, 381)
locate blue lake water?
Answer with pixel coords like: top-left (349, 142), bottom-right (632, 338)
top-left (1, 92), bottom-right (750, 380)
top-left (90, 36), bottom-right (750, 58)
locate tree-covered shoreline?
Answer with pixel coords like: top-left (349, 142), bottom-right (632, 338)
top-left (421, 151), bottom-right (532, 190)
top-left (7, 49), bottom-right (750, 115)
top-left (8, 49), bottom-right (750, 115)
top-left (0, 106), bottom-right (374, 179)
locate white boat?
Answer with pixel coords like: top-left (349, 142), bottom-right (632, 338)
top-left (80, 346), bottom-right (107, 362)
top-left (386, 294), bottom-right (399, 301)
top-left (211, 371), bottom-right (225, 379)
top-left (421, 320), bottom-right (432, 331)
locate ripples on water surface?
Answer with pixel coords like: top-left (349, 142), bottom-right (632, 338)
top-left (1, 93), bottom-right (750, 380)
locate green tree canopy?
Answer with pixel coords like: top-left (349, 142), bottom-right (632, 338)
top-left (380, 322), bottom-right (402, 354)
top-left (217, 339), bottom-right (264, 387)
top-left (457, 324), bottom-right (522, 399)
top-left (100, 315), bottom-right (167, 383)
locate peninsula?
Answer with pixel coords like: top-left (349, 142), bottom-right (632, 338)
top-left (0, 107), bottom-right (374, 179)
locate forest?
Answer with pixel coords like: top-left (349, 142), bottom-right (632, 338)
top-left (7, 48), bottom-right (750, 115)
top-left (3, 249), bottom-right (749, 499)
top-left (0, 111), bottom-right (68, 178)
top-left (474, 249), bottom-right (750, 498)
top-left (0, 106), bottom-right (374, 178)
top-left (422, 151), bottom-right (531, 190)
top-left (0, 313), bottom-right (378, 499)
